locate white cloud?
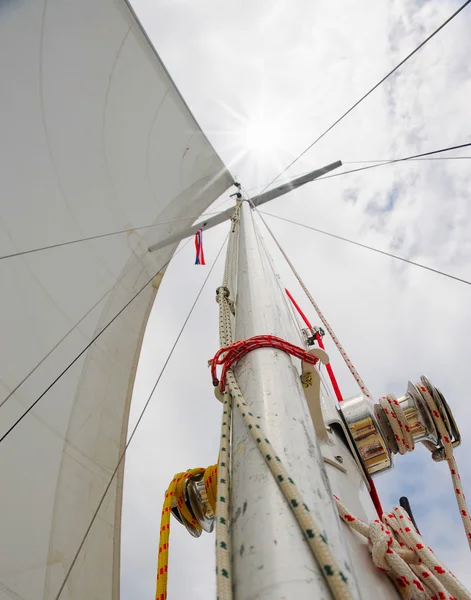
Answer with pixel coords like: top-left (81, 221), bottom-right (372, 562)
top-left (123, 0), bottom-right (471, 597)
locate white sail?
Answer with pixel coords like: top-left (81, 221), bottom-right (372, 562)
top-left (0, 2), bottom-right (232, 599)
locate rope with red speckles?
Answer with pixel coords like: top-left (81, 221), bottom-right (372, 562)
top-left (335, 496), bottom-right (471, 599)
top-left (210, 335), bottom-right (319, 393)
top-left (379, 394), bottom-right (415, 455)
top-left (380, 387), bottom-right (471, 551)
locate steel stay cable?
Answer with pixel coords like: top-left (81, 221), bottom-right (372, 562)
top-left (54, 234), bottom-right (229, 600)
top-left (244, 155), bottom-right (471, 195)
top-left (0, 211), bottom-right (225, 261)
top-left (254, 142), bottom-right (471, 197)
top-left (345, 156), bottom-right (471, 164)
top-left (317, 142), bottom-right (471, 181)
top-left (255, 0), bottom-right (471, 195)
top-left (261, 211), bottom-right (471, 287)
top-left (0, 240), bottom-right (195, 443)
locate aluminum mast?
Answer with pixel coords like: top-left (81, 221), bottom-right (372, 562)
top-left (228, 201), bottom-right (398, 599)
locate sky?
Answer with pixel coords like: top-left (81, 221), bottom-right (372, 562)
top-left (121, 0), bottom-right (471, 598)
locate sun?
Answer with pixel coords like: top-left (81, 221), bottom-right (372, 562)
top-left (203, 96), bottom-right (292, 181)
top-left (244, 119), bottom-right (278, 156)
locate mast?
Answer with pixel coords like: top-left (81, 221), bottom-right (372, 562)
top-left (228, 201), bottom-right (398, 599)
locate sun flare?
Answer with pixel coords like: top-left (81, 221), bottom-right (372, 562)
top-left (244, 119), bottom-right (278, 156)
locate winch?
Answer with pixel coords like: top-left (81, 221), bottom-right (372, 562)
top-left (338, 375), bottom-right (461, 476)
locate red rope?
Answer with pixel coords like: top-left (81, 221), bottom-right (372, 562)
top-left (285, 288), bottom-right (343, 403)
top-left (284, 288), bottom-right (384, 519)
top-left (210, 335), bottom-right (319, 393)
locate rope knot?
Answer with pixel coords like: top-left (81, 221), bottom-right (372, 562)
top-left (337, 498), bottom-right (471, 600)
top-left (210, 335), bottom-right (319, 392)
top-left (368, 521), bottom-right (393, 572)
top-left (216, 286), bottom-right (230, 298)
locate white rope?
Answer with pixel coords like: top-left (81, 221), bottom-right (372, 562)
top-left (336, 497), bottom-right (471, 600)
top-left (214, 212), bottom-right (238, 600)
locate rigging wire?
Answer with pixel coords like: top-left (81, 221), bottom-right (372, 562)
top-left (0, 212), bottom-right (225, 261)
top-left (243, 155), bottom-right (471, 194)
top-left (261, 212), bottom-right (471, 287)
top-left (0, 239), bottom-right (193, 411)
top-left (317, 142), bottom-right (471, 181)
top-left (245, 143), bottom-right (471, 195)
top-left (53, 234), bottom-right (229, 600)
top-left (255, 0), bottom-right (471, 195)
top-left (0, 239), bottom-right (196, 442)
top-left (344, 156), bottom-right (471, 164)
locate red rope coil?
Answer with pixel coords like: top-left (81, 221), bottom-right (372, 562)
top-left (210, 334), bottom-right (319, 392)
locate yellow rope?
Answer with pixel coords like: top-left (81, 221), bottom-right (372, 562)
top-left (155, 466), bottom-right (217, 600)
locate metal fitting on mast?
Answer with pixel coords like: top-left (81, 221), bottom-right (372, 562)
top-left (338, 376), bottom-right (461, 476)
top-left (302, 326), bottom-right (325, 347)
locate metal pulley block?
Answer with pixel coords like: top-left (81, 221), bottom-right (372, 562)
top-left (338, 376), bottom-right (461, 476)
top-left (337, 393), bottom-right (392, 476)
top-left (171, 473), bottom-right (215, 537)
